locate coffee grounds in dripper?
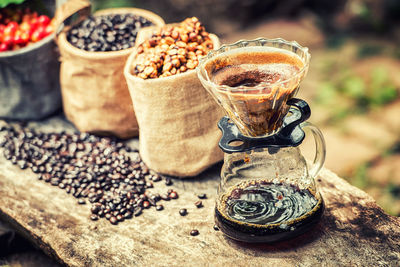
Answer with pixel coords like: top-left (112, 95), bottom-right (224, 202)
top-left (207, 49), bottom-right (305, 137)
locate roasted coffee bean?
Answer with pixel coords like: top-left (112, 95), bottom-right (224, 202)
top-left (194, 201), bottom-right (203, 208)
top-left (169, 191), bottom-right (178, 199)
top-left (116, 214), bottom-right (124, 222)
top-left (124, 211), bottom-right (132, 219)
top-left (160, 194), bottom-right (170, 201)
top-left (1, 124), bottom-right (180, 226)
top-left (179, 208), bottom-right (188, 216)
top-left (197, 193), bottom-right (207, 199)
top-left (134, 208), bottom-right (142, 217)
top-left (91, 204), bottom-right (101, 214)
top-left (143, 201), bottom-right (150, 209)
top-left (67, 14), bottom-right (153, 52)
top-left (152, 175), bottom-right (162, 182)
top-left (90, 214), bottom-right (99, 221)
top-left (190, 229), bottom-right (199, 236)
top-left (165, 178), bottom-right (173, 186)
top-left (213, 225), bottom-right (219, 231)
top-left (110, 216), bottom-right (118, 225)
top-left (156, 204), bottom-right (164, 211)
top-left (148, 198), bottom-right (156, 206)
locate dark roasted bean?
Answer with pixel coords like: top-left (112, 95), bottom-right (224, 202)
top-left (90, 214), bottom-right (99, 221)
top-left (190, 229), bottom-right (199, 236)
top-left (91, 204), bottom-right (101, 214)
top-left (124, 211), bottom-right (132, 219)
top-left (0, 124), bottom-right (180, 226)
top-left (169, 191), bottom-right (178, 199)
top-left (148, 198), bottom-right (156, 206)
top-left (116, 214), bottom-right (124, 222)
top-left (197, 193), bottom-right (207, 199)
top-left (134, 208), bottom-right (142, 217)
top-left (110, 216), bottom-right (118, 225)
top-left (179, 208), bottom-right (188, 216)
top-left (165, 178), bottom-right (173, 186)
top-left (67, 14), bottom-right (154, 52)
top-left (194, 200), bottom-right (203, 208)
top-left (213, 225), bottom-right (219, 231)
top-left (143, 201), bottom-right (150, 209)
top-left (160, 194), bottom-right (170, 201)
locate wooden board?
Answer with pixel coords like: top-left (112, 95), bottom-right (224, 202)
top-left (0, 116), bottom-right (399, 266)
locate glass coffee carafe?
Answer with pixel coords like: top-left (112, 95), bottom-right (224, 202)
top-left (197, 38), bottom-right (326, 243)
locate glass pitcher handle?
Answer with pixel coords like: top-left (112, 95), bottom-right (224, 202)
top-left (300, 122), bottom-right (326, 179)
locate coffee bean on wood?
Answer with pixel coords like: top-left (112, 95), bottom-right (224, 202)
top-left (67, 14), bottom-right (153, 52)
top-left (0, 124), bottom-right (178, 225)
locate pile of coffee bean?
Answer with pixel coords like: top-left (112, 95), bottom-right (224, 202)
top-left (0, 124), bottom-right (178, 225)
top-left (132, 17), bottom-right (213, 79)
top-left (67, 14), bottom-right (153, 52)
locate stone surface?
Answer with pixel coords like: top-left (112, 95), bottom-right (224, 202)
top-left (0, 117), bottom-right (399, 266)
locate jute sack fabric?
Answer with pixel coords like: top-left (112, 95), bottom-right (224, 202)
top-left (57, 7), bottom-right (164, 138)
top-left (124, 33), bottom-right (224, 177)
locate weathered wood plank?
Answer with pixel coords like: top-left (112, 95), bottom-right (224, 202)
top-left (0, 117), bottom-right (399, 266)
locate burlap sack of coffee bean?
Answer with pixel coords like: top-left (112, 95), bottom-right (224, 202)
top-left (56, 2), bottom-right (164, 138)
top-left (124, 27), bottom-right (224, 177)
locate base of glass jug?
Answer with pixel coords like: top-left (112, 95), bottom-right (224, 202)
top-left (215, 197), bottom-right (324, 243)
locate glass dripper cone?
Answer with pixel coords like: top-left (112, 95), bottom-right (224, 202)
top-left (197, 38), bottom-right (310, 137)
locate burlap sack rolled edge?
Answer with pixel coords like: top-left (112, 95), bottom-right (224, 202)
top-left (124, 33), bottom-right (225, 177)
top-left (56, 8), bottom-right (165, 139)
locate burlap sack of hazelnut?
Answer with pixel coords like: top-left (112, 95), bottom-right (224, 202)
top-left (124, 17), bottom-right (224, 177)
top-left (55, 0), bottom-right (164, 138)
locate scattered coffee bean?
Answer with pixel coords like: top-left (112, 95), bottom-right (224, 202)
top-left (110, 216), bottom-right (118, 225)
top-left (190, 229), bottom-right (199, 236)
top-left (0, 124), bottom-right (180, 225)
top-left (169, 191), bottom-right (178, 199)
top-left (213, 225), bottom-right (219, 231)
top-left (194, 200), bottom-right (203, 208)
top-left (124, 211), bottom-right (132, 219)
top-left (143, 200), bottom-right (150, 209)
top-left (134, 208), bottom-right (142, 217)
top-left (179, 208), bottom-right (188, 216)
top-left (90, 214), bottom-right (99, 221)
top-left (160, 194), bottom-right (170, 201)
top-left (156, 204), bottom-right (164, 211)
top-left (67, 14), bottom-right (153, 52)
top-left (165, 177), bottom-right (173, 186)
top-left (116, 214), bottom-right (124, 222)
top-left (197, 193), bottom-right (207, 199)
top-left (152, 175), bottom-right (162, 182)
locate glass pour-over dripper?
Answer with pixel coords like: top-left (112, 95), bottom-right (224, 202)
top-left (197, 38), bottom-right (326, 243)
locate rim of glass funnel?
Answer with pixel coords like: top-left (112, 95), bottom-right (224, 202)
top-left (196, 37), bottom-right (311, 92)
